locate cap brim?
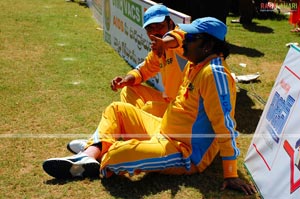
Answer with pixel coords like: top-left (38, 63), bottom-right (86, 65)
top-left (143, 16), bottom-right (166, 28)
top-left (178, 23), bottom-right (201, 34)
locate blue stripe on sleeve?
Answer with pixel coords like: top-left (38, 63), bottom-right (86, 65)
top-left (211, 58), bottom-right (240, 158)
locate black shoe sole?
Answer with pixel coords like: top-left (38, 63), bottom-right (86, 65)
top-left (43, 159), bottom-right (99, 179)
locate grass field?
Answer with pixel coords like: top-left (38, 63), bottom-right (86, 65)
top-left (1, 0), bottom-right (300, 198)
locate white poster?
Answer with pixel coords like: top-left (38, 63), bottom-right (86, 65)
top-left (245, 45), bottom-right (300, 199)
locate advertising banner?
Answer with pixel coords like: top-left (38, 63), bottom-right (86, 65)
top-left (244, 45), bottom-right (300, 199)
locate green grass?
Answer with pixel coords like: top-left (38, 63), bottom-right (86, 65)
top-left (1, 0), bottom-right (299, 198)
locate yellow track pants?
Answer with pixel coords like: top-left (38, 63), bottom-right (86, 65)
top-left (120, 85), bottom-right (169, 117)
top-left (86, 102), bottom-right (197, 177)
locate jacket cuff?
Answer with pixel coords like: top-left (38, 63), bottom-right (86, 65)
top-left (127, 69), bottom-right (142, 85)
top-left (222, 159), bottom-right (238, 178)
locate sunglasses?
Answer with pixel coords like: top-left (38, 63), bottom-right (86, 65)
top-left (184, 34), bottom-right (204, 43)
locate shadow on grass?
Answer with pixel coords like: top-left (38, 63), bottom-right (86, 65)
top-left (42, 156), bottom-right (256, 198)
top-left (257, 12), bottom-right (288, 22)
top-left (78, 1), bottom-right (89, 8)
top-left (229, 12), bottom-right (286, 34)
top-left (229, 43), bottom-right (265, 57)
top-left (44, 176), bottom-right (100, 185)
top-left (241, 22), bottom-right (274, 34)
top-left (65, 0), bottom-right (89, 8)
top-left (42, 157), bottom-right (255, 198)
top-left (235, 88), bottom-right (263, 134)
top-left (100, 156), bottom-right (254, 199)
top-left (228, 16), bottom-right (274, 58)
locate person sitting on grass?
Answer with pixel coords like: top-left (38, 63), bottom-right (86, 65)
top-left (43, 17), bottom-right (257, 195)
top-left (66, 4), bottom-right (188, 154)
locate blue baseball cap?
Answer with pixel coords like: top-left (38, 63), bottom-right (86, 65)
top-left (143, 4), bottom-right (169, 28)
top-left (179, 17), bottom-right (227, 41)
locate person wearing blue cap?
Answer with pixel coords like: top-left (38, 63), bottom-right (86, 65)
top-left (43, 16), bottom-right (256, 196)
top-left (176, 17), bottom-right (256, 194)
top-left (65, 4), bottom-right (188, 154)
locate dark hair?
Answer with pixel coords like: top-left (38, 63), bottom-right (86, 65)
top-left (201, 33), bottom-right (230, 59)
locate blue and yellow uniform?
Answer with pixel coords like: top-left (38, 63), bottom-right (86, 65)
top-left (161, 56), bottom-right (239, 178)
top-left (87, 56), bottom-right (239, 179)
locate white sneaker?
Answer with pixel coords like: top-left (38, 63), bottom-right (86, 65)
top-left (43, 154), bottom-right (99, 179)
top-left (67, 139), bottom-right (88, 154)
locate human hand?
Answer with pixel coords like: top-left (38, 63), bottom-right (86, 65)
top-left (110, 75), bottom-right (135, 91)
top-left (110, 76), bottom-right (126, 91)
top-left (221, 177), bottom-right (257, 195)
top-left (150, 35), bottom-right (165, 58)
